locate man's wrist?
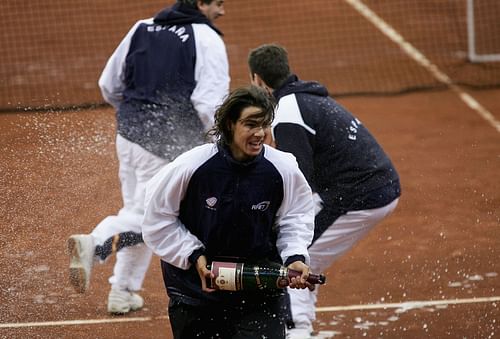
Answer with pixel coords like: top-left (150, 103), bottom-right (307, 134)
top-left (284, 255), bottom-right (305, 267)
top-left (188, 247), bottom-right (205, 265)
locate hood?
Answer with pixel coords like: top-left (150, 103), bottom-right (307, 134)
top-left (273, 74), bottom-right (329, 100)
top-left (153, 3), bottom-right (223, 36)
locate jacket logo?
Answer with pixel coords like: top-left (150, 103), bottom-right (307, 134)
top-left (251, 201), bottom-right (270, 211)
top-left (205, 197), bottom-right (217, 211)
top-left (348, 118), bottom-right (362, 140)
top-left (146, 25), bottom-right (189, 43)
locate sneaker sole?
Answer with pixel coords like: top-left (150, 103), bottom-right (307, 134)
top-left (107, 302), bottom-right (134, 315)
top-left (107, 294), bottom-right (144, 314)
top-left (67, 237), bottom-right (88, 293)
top-left (130, 303), bottom-right (143, 311)
top-left (107, 300), bottom-right (143, 314)
top-left (107, 307), bottom-right (130, 315)
top-left (107, 305), bottom-right (142, 315)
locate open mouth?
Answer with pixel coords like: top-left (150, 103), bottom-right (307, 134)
top-left (248, 140), bottom-right (262, 151)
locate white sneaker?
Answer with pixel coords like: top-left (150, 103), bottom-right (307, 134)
top-left (286, 326), bottom-right (314, 339)
top-left (107, 288), bottom-right (144, 314)
top-left (67, 234), bottom-right (95, 293)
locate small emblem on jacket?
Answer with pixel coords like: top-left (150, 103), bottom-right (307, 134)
top-left (205, 197), bottom-right (217, 210)
top-left (251, 201), bottom-right (270, 211)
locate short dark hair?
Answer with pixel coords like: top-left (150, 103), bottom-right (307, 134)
top-left (208, 86), bottom-right (275, 145)
top-left (177, 0), bottom-right (214, 8)
top-left (248, 44), bottom-right (291, 89)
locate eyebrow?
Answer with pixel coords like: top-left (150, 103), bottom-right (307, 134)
top-left (238, 116), bottom-right (264, 123)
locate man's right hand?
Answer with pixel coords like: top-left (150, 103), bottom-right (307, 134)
top-left (195, 255), bottom-right (216, 292)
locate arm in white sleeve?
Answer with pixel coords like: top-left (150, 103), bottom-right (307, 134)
top-left (191, 24), bottom-right (230, 131)
top-left (98, 19), bottom-right (151, 108)
top-left (141, 150), bottom-right (206, 270)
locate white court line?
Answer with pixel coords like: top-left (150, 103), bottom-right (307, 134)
top-left (316, 296), bottom-right (500, 312)
top-left (344, 0), bottom-right (500, 133)
top-left (1, 296), bottom-right (499, 329)
top-left (0, 315), bottom-right (169, 329)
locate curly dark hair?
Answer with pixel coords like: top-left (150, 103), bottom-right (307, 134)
top-left (207, 86), bottom-right (275, 146)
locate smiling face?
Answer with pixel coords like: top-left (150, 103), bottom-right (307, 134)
top-left (208, 86), bottom-right (275, 159)
top-left (198, 0), bottom-right (225, 22)
top-left (229, 106), bottom-right (270, 162)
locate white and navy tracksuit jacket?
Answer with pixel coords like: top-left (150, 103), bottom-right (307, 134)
top-left (98, 3), bottom-right (229, 161)
top-left (142, 143), bottom-right (314, 305)
top-left (272, 75), bottom-right (401, 242)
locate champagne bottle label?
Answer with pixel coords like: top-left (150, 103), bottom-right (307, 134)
top-left (215, 267), bottom-right (237, 290)
top-left (210, 261), bottom-right (243, 291)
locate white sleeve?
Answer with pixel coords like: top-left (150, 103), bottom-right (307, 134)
top-left (265, 146), bottom-right (315, 265)
top-left (191, 24), bottom-right (230, 131)
top-left (98, 19), bottom-right (152, 108)
top-left (141, 145), bottom-right (215, 269)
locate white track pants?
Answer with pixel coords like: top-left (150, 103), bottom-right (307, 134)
top-left (288, 198), bottom-right (399, 329)
top-left (91, 135), bottom-right (168, 291)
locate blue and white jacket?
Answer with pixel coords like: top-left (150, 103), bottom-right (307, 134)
top-left (272, 75), bottom-right (401, 242)
top-left (142, 143), bottom-right (314, 305)
top-left (98, 3), bottom-right (229, 160)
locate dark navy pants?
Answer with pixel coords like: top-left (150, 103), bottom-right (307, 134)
top-left (168, 295), bottom-right (287, 339)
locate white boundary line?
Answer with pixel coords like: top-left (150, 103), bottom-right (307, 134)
top-left (0, 315), bottom-right (169, 329)
top-left (344, 0), bottom-right (500, 133)
top-left (1, 296), bottom-right (499, 329)
top-left (316, 296), bottom-right (500, 312)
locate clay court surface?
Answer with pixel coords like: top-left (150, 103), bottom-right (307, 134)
top-left (1, 87), bottom-right (499, 338)
top-left (1, 0), bottom-right (500, 338)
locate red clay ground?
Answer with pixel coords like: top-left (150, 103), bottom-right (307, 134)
top-left (1, 87), bottom-right (499, 338)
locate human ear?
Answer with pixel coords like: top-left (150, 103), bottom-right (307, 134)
top-left (250, 73), bottom-right (259, 86)
top-left (263, 127), bottom-right (276, 148)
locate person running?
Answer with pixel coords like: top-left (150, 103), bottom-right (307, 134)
top-left (67, 0), bottom-right (229, 314)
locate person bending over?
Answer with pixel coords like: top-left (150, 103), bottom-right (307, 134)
top-left (248, 43), bottom-right (401, 338)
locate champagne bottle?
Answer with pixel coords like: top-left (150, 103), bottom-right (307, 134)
top-left (207, 260), bottom-right (326, 291)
